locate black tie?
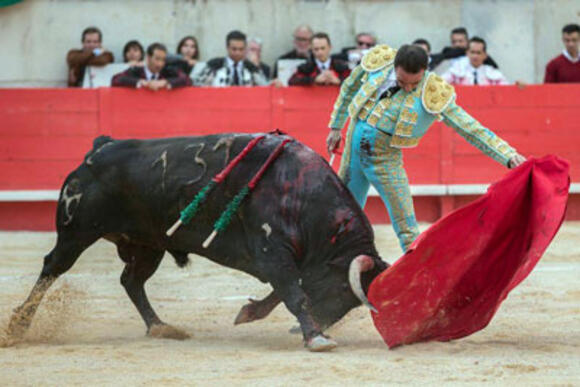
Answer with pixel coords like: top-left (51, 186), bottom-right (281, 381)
top-left (379, 85), bottom-right (401, 100)
top-left (233, 64), bottom-right (240, 86)
top-left (473, 70), bottom-right (478, 85)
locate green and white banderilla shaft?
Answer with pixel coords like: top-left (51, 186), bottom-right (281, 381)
top-left (166, 135), bottom-right (266, 236)
top-left (202, 139), bottom-right (292, 248)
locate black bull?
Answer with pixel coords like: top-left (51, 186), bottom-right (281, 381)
top-left (6, 132), bottom-right (389, 351)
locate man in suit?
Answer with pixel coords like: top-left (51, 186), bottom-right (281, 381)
top-left (326, 44), bottom-right (525, 251)
top-left (194, 30), bottom-right (268, 87)
top-left (288, 32), bottom-right (351, 86)
top-left (66, 26), bottom-right (114, 87)
top-left (111, 43), bottom-right (192, 90)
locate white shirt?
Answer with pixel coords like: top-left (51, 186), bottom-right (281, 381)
top-left (144, 66), bottom-right (159, 81)
top-left (226, 56), bottom-right (243, 82)
top-left (315, 58), bottom-right (331, 71)
top-left (376, 68), bottom-right (398, 96)
top-left (562, 49), bottom-right (580, 63)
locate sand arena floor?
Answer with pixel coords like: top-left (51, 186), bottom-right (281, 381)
top-left (0, 223), bottom-right (579, 386)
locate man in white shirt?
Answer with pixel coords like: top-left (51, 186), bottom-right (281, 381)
top-left (443, 37), bottom-right (509, 86)
top-left (195, 30), bottom-right (268, 87)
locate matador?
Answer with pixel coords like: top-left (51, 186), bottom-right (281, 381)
top-left (326, 44), bottom-right (526, 251)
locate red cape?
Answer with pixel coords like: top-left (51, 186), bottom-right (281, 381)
top-left (368, 156), bottom-right (570, 348)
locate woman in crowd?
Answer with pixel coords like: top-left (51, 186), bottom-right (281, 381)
top-left (123, 40), bottom-right (144, 65)
top-left (176, 35), bottom-right (205, 84)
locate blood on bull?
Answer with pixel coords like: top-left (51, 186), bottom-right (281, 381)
top-left (6, 132), bottom-right (388, 352)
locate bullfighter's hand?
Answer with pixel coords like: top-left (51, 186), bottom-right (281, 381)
top-left (326, 130), bottom-right (342, 155)
top-left (508, 153), bottom-right (526, 168)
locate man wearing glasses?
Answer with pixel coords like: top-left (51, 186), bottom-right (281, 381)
top-left (271, 25), bottom-right (314, 80)
top-left (334, 32), bottom-right (377, 69)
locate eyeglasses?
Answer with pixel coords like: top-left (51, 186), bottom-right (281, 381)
top-left (294, 36), bottom-right (310, 42)
top-left (357, 41), bottom-right (374, 48)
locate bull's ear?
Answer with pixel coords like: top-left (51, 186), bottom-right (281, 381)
top-left (327, 256), bottom-right (350, 270)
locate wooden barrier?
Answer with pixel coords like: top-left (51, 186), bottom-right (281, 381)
top-left (1, 85), bottom-right (579, 230)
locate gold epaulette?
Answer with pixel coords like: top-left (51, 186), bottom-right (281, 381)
top-left (421, 73), bottom-right (455, 114)
top-left (361, 44), bottom-right (397, 72)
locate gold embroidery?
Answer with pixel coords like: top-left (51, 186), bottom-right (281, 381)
top-left (399, 108), bottom-right (418, 124)
top-left (361, 44), bottom-right (397, 72)
top-left (389, 135), bottom-right (420, 148)
top-left (422, 72), bottom-right (455, 114)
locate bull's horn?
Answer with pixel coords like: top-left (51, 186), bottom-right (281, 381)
top-left (348, 255), bottom-right (378, 313)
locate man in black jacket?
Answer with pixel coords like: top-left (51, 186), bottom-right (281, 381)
top-left (430, 27), bottom-right (498, 71)
top-left (111, 43), bottom-right (192, 90)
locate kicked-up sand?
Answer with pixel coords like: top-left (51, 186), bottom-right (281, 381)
top-left (0, 223), bottom-right (579, 386)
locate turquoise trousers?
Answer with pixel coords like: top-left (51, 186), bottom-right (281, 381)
top-left (343, 121), bottom-right (420, 251)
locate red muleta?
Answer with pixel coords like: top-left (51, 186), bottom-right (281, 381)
top-left (368, 155), bottom-right (570, 348)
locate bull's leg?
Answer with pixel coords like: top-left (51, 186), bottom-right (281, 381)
top-left (234, 291), bottom-right (281, 325)
top-left (262, 260), bottom-right (337, 352)
top-left (116, 243), bottom-right (189, 340)
top-left (6, 234), bottom-right (96, 344)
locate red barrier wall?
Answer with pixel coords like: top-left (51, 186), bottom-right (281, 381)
top-left (1, 85), bottom-right (579, 230)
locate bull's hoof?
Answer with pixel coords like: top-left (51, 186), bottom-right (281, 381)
top-left (5, 310), bottom-right (31, 343)
top-left (234, 302), bottom-right (257, 325)
top-left (306, 335), bottom-right (338, 352)
top-left (147, 324), bottom-right (190, 340)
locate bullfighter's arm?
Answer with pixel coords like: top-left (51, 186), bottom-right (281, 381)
top-left (327, 64), bottom-right (366, 129)
top-left (442, 100), bottom-right (517, 167)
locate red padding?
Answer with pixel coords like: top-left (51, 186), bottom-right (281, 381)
top-left (368, 155), bottom-right (570, 348)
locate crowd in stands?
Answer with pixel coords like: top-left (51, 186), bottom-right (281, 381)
top-left (67, 22), bottom-right (580, 90)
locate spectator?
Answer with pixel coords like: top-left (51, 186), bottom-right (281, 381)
top-left (412, 38), bottom-right (431, 56)
top-left (66, 26), bottom-right (114, 87)
top-left (111, 43), bottom-right (192, 90)
top-left (544, 23), bottom-right (580, 83)
top-left (123, 40), bottom-right (144, 65)
top-left (333, 32), bottom-right (377, 69)
top-left (430, 27), bottom-right (498, 72)
top-left (247, 37), bottom-right (271, 80)
top-left (271, 24), bottom-right (314, 79)
top-left (195, 30), bottom-right (268, 87)
top-left (412, 38), bottom-right (432, 67)
top-left (443, 37), bottom-right (508, 85)
top-left (288, 32), bottom-right (350, 86)
top-left (170, 35), bottom-right (206, 84)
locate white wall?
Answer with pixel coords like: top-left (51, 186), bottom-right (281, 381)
top-left (0, 0), bottom-right (577, 86)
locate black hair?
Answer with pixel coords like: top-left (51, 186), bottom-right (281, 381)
top-left (562, 23), bottom-right (580, 34)
top-left (412, 38), bottom-right (431, 52)
top-left (81, 26), bottom-right (102, 42)
top-left (122, 40), bottom-right (144, 62)
top-left (394, 44), bottom-right (428, 73)
top-left (177, 35), bottom-right (200, 59)
top-left (311, 32), bottom-right (331, 45)
top-left (146, 42), bottom-right (167, 57)
top-left (451, 27), bottom-right (468, 38)
top-left (468, 36), bottom-right (487, 52)
top-left (226, 30), bottom-right (247, 46)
